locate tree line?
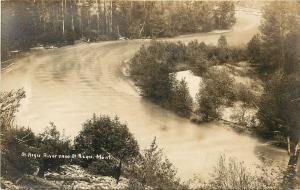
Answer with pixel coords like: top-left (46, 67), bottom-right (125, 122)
top-left (1, 0), bottom-right (236, 61)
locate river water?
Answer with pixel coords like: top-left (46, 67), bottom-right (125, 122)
top-left (1, 10), bottom-right (288, 180)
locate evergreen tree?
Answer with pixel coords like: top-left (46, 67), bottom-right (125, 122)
top-left (171, 79), bottom-right (193, 118)
top-left (196, 70), bottom-right (235, 121)
top-left (190, 55), bottom-right (212, 76)
top-left (74, 114), bottom-right (139, 180)
top-left (1, 89), bottom-right (38, 178)
top-left (218, 35), bottom-right (228, 49)
top-left (214, 1), bottom-right (236, 29)
top-left (130, 41), bottom-right (175, 104)
top-left (217, 35), bottom-right (230, 63)
top-left (2, 0), bottom-right (237, 61)
top-left (247, 34), bottom-right (264, 65)
top-left (259, 1), bottom-right (298, 73)
top-left (36, 123), bottom-right (71, 177)
top-left (257, 73), bottom-right (300, 140)
top-left (126, 138), bottom-right (183, 189)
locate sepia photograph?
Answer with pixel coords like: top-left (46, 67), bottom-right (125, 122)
top-left (1, 0), bottom-right (300, 189)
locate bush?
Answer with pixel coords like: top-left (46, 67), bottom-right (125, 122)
top-left (74, 115), bottom-right (139, 180)
top-left (196, 70), bottom-right (235, 121)
top-left (216, 35), bottom-right (231, 63)
top-left (194, 155), bottom-right (284, 189)
top-left (190, 55), bottom-right (213, 76)
top-left (196, 91), bottom-right (221, 121)
top-left (87, 159), bottom-right (119, 177)
top-left (230, 46), bottom-right (247, 63)
top-left (1, 127), bottom-right (38, 179)
top-left (125, 138), bottom-right (185, 189)
top-left (247, 34), bottom-right (263, 65)
top-left (64, 31), bottom-right (78, 45)
top-left (0, 89), bottom-right (25, 130)
top-left (230, 105), bottom-right (257, 129)
top-left (35, 123), bottom-right (71, 177)
top-left (236, 84), bottom-right (257, 107)
top-left (1, 89), bottom-right (38, 178)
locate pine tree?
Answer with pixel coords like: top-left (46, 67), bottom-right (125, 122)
top-left (126, 138), bottom-right (183, 189)
top-left (259, 1), bottom-right (298, 73)
top-left (257, 73), bottom-right (300, 141)
top-left (247, 34), bottom-right (263, 65)
top-left (171, 79), bottom-right (193, 117)
top-left (214, 1), bottom-right (236, 29)
top-left (217, 35), bottom-right (230, 63)
top-left (74, 114), bottom-right (139, 179)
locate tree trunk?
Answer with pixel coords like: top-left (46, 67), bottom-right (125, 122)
top-left (79, 0), bottom-right (83, 38)
top-left (104, 0), bottom-right (108, 34)
top-left (115, 160), bottom-right (122, 184)
top-left (96, 0), bottom-right (100, 33)
top-left (42, 0), bottom-right (46, 33)
top-left (62, 0), bottom-right (65, 36)
top-left (71, 0), bottom-right (74, 32)
top-left (288, 136), bottom-right (291, 154)
top-left (283, 138), bottom-right (300, 188)
top-left (117, 25), bottom-right (120, 37)
top-left (110, 1), bottom-right (113, 34)
top-left (37, 160), bottom-right (45, 178)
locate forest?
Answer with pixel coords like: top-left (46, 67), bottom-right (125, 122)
top-left (2, 0), bottom-right (235, 61)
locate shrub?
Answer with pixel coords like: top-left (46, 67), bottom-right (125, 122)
top-left (35, 123), bottom-right (71, 177)
top-left (0, 89), bottom-right (25, 130)
top-left (230, 46), bottom-right (247, 63)
top-left (186, 41), bottom-right (208, 61)
top-left (125, 138), bottom-right (185, 189)
top-left (190, 55), bottom-right (213, 76)
top-left (194, 155), bottom-right (284, 189)
top-left (1, 127), bottom-right (38, 179)
top-left (196, 70), bottom-right (235, 121)
top-left (74, 115), bottom-right (139, 179)
top-left (1, 89), bottom-right (38, 178)
top-left (247, 34), bottom-right (263, 65)
top-left (236, 84), bottom-right (257, 107)
top-left (87, 159), bottom-right (119, 177)
top-left (196, 90), bottom-right (222, 121)
top-left (216, 35), bottom-right (231, 63)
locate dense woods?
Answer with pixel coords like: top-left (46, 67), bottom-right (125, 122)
top-left (1, 0), bottom-right (236, 61)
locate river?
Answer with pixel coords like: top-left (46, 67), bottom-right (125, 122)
top-left (1, 9), bottom-right (288, 180)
